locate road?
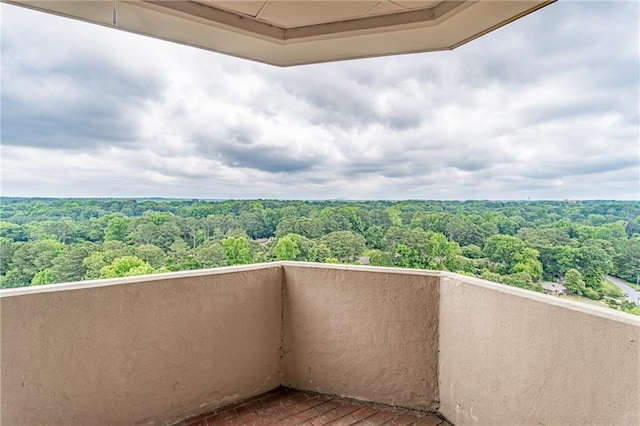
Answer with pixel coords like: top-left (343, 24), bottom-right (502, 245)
top-left (606, 275), bottom-right (640, 306)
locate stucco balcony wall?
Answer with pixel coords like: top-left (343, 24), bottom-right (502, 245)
top-left (1, 263), bottom-right (639, 426)
top-left (0, 265), bottom-right (284, 426)
top-left (281, 264), bottom-right (440, 410)
top-left (438, 274), bottom-right (640, 426)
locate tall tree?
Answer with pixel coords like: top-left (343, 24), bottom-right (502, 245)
top-left (222, 237), bottom-right (252, 265)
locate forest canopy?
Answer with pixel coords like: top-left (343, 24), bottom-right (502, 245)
top-left (1, 198), bottom-right (638, 314)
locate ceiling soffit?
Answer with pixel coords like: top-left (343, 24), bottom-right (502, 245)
top-left (5, 0), bottom-right (556, 66)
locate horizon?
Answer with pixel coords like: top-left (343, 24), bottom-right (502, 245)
top-left (0, 196), bottom-right (636, 203)
top-left (1, 1), bottom-right (639, 200)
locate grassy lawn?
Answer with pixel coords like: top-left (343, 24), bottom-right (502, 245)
top-left (561, 295), bottom-right (608, 307)
top-left (602, 279), bottom-right (625, 299)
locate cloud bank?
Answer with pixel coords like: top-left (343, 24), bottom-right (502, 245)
top-left (1, 1), bottom-right (638, 200)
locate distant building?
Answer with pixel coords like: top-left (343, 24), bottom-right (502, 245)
top-left (542, 282), bottom-right (568, 296)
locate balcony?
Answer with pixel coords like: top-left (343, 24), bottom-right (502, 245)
top-left (1, 263), bottom-right (638, 425)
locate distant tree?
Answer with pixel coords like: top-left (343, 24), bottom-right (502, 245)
top-left (614, 239), bottom-right (640, 282)
top-left (0, 221), bottom-right (28, 241)
top-left (83, 241), bottom-right (135, 279)
top-left (165, 240), bottom-right (200, 271)
top-left (502, 272), bottom-right (542, 292)
top-left (483, 235), bottom-right (526, 272)
top-left (31, 269), bottom-right (55, 286)
top-left (480, 270), bottom-right (504, 284)
top-left (564, 268), bottom-right (586, 295)
top-left (222, 236), bottom-right (252, 265)
top-left (365, 225), bottom-right (385, 249)
top-left (369, 250), bottom-right (393, 267)
top-left (1, 270), bottom-right (30, 289)
top-left (194, 240), bottom-right (227, 268)
top-left (307, 242), bottom-right (332, 263)
top-left (128, 215), bottom-right (181, 250)
top-left (272, 235), bottom-right (300, 261)
top-left (461, 244), bottom-right (483, 259)
top-left (574, 244), bottom-right (613, 291)
top-left (99, 256), bottom-right (155, 278)
top-left (395, 244), bottom-right (420, 268)
top-left (0, 238), bottom-right (15, 275)
top-left (48, 242), bottom-right (98, 283)
top-left (7, 239), bottom-right (65, 285)
top-left (512, 248), bottom-right (543, 281)
top-left (135, 244), bottom-right (166, 269)
top-left (320, 231), bottom-right (366, 262)
top-left (426, 232), bottom-right (461, 271)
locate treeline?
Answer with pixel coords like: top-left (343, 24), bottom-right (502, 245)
top-left (1, 198), bottom-right (639, 313)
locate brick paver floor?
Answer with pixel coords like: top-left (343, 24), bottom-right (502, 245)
top-left (179, 387), bottom-right (451, 426)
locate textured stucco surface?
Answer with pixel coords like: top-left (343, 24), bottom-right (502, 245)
top-left (281, 264), bottom-right (440, 410)
top-left (0, 266), bottom-right (282, 426)
top-left (438, 274), bottom-right (640, 426)
top-left (3, 264), bottom-right (639, 426)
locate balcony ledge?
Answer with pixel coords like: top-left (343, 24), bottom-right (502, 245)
top-left (1, 262), bottom-right (638, 425)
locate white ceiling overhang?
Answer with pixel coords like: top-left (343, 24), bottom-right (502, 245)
top-left (5, 0), bottom-right (555, 66)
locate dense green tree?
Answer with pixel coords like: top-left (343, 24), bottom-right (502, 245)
top-left (395, 244), bottom-right (420, 268)
top-left (99, 256), bottom-right (155, 278)
top-left (428, 233), bottom-right (461, 270)
top-left (461, 244), bottom-right (483, 259)
top-left (31, 269), bottom-right (56, 286)
top-left (307, 242), bottom-right (332, 263)
top-left (365, 225), bottom-right (385, 249)
top-left (0, 221), bottom-right (28, 241)
top-left (483, 235), bottom-right (526, 274)
top-left (0, 238), bottom-right (15, 275)
top-left (49, 242), bottom-right (98, 283)
top-left (368, 250), bottom-right (393, 267)
top-left (564, 269), bottom-right (586, 295)
top-left (222, 236), bottom-right (252, 265)
top-left (502, 272), bottom-right (541, 292)
top-left (1, 270), bottom-right (31, 289)
top-left (83, 241), bottom-right (135, 279)
top-left (128, 215), bottom-right (181, 250)
top-left (165, 240), bottom-right (200, 271)
top-left (7, 239), bottom-right (65, 286)
top-left (574, 244), bottom-right (613, 291)
top-left (272, 235), bottom-right (300, 261)
top-left (614, 239), bottom-right (640, 282)
top-left (135, 244), bottom-right (166, 269)
top-left (239, 211), bottom-right (266, 239)
top-left (320, 231), bottom-right (366, 262)
top-left (194, 240), bottom-right (227, 268)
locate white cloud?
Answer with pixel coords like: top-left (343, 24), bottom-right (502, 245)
top-left (1, 1), bottom-right (638, 200)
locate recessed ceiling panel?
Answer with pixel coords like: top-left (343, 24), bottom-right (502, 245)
top-left (258, 1), bottom-right (379, 28)
top-left (368, 1), bottom-right (406, 16)
top-left (393, 1), bottom-right (442, 10)
top-left (200, 1), bottom-right (266, 18)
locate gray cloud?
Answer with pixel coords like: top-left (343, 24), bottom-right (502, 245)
top-left (215, 143), bottom-right (317, 174)
top-left (1, 26), bottom-right (163, 150)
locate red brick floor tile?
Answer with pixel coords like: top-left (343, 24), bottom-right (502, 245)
top-left (267, 395), bottom-right (334, 423)
top-left (411, 415), bottom-right (444, 426)
top-left (306, 403), bottom-right (364, 426)
top-left (279, 399), bottom-right (342, 425)
top-left (179, 387), bottom-right (449, 426)
top-left (354, 409), bottom-right (403, 425)
top-left (386, 412), bottom-right (426, 425)
top-left (323, 406), bottom-right (380, 425)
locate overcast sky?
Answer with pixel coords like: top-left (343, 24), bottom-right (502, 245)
top-left (1, 1), bottom-right (638, 200)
